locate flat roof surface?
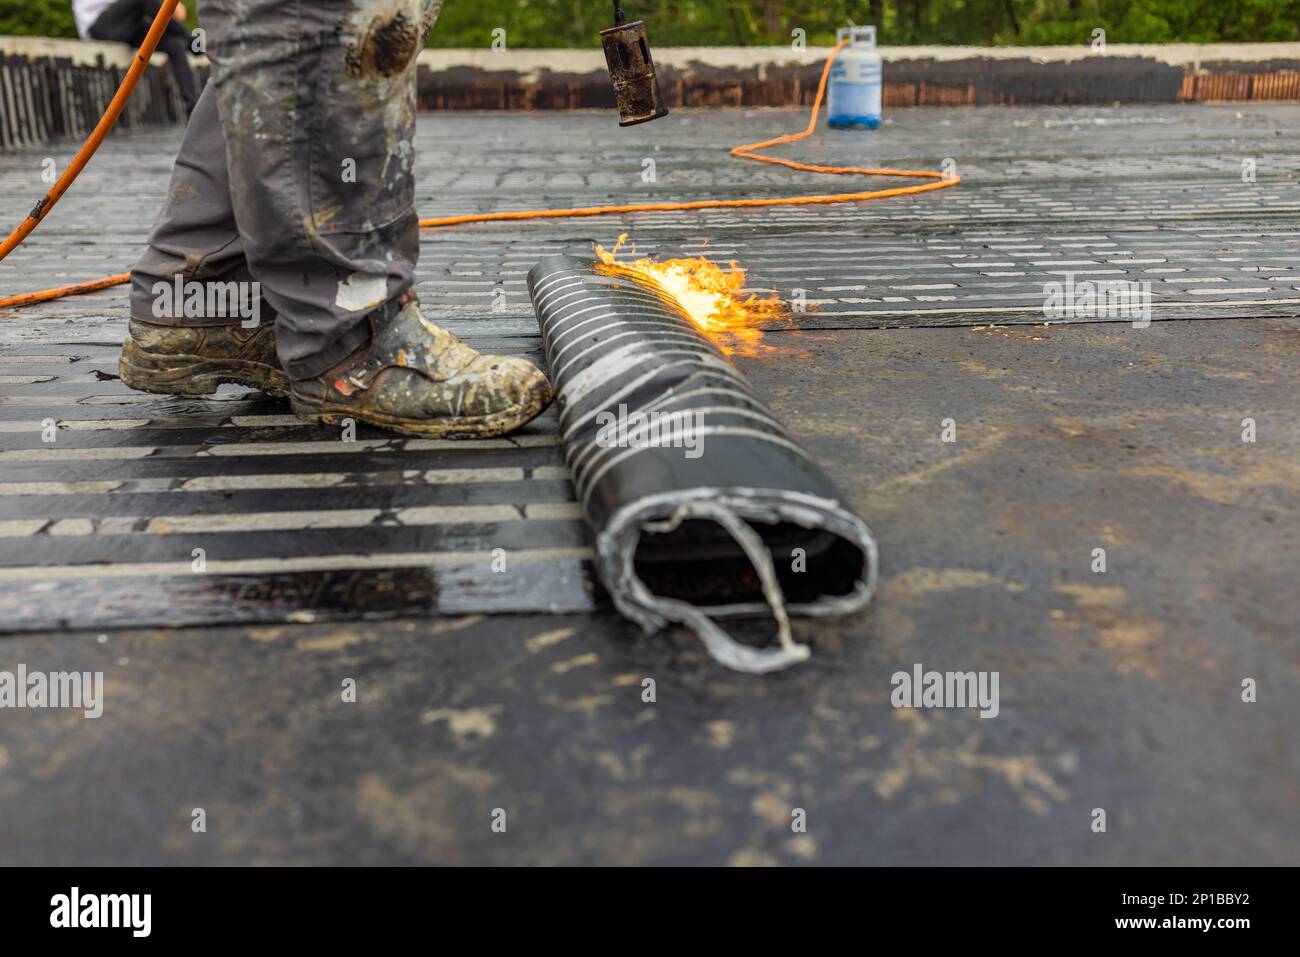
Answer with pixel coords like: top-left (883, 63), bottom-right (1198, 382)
top-left (0, 104), bottom-right (1296, 864)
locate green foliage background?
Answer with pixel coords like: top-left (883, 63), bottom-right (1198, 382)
top-left (2, 0), bottom-right (1297, 45)
top-left (0, 0), bottom-right (75, 36)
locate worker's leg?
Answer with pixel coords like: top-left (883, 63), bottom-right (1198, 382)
top-left (120, 80), bottom-right (287, 396)
top-left (198, 0), bottom-right (436, 380)
top-left (121, 0), bottom-right (551, 435)
top-left (206, 0), bottom-right (551, 436)
top-left (129, 81), bottom-right (252, 317)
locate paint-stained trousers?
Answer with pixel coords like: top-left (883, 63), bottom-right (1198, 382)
top-left (130, 0), bottom-right (444, 380)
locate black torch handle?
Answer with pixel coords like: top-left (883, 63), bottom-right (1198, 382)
top-left (612, 0), bottom-right (626, 26)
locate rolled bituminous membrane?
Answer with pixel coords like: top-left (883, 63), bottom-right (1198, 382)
top-left (527, 255), bottom-right (878, 673)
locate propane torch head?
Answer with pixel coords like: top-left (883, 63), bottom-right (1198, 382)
top-left (600, 4), bottom-right (669, 127)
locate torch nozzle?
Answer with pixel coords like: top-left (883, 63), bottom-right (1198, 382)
top-left (600, 4), bottom-right (668, 126)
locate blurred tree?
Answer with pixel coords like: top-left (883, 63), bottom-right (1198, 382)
top-left (0, 0), bottom-right (76, 36)
top-left (0, 0), bottom-right (196, 38)
top-left (0, 0), bottom-right (1296, 45)
top-left (426, 0), bottom-right (1300, 46)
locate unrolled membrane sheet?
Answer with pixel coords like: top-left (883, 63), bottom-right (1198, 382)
top-left (526, 255), bottom-right (877, 673)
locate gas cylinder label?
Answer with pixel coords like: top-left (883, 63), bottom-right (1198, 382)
top-left (830, 80), bottom-right (881, 118)
top-left (829, 52), bottom-right (882, 123)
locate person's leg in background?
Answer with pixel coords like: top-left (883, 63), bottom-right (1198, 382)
top-left (142, 0), bottom-right (200, 115)
top-left (121, 80), bottom-right (287, 396)
top-left (87, 0), bottom-right (199, 114)
top-left (119, 0), bottom-right (551, 437)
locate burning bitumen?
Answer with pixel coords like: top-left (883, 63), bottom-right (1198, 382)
top-left (593, 234), bottom-right (785, 355)
top-left (527, 253), bottom-right (877, 673)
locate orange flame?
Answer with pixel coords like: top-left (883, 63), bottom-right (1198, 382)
top-left (593, 234), bottom-right (785, 355)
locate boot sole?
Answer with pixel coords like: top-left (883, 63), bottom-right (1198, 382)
top-left (289, 378), bottom-right (552, 439)
top-left (119, 339), bottom-right (289, 398)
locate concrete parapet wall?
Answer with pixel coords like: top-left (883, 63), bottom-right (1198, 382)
top-left (414, 43), bottom-right (1300, 111)
top-left (0, 36), bottom-right (193, 150)
top-left (2, 37), bottom-right (1297, 151)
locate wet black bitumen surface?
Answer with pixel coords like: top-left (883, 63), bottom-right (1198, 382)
top-left (0, 105), bottom-right (1297, 864)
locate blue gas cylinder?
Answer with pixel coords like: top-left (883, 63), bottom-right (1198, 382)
top-left (827, 26), bottom-right (882, 130)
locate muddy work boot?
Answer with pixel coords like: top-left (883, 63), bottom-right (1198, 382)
top-left (119, 318), bottom-right (288, 397)
top-left (290, 298), bottom-right (552, 439)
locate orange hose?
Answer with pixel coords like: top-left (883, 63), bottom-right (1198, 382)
top-left (0, 0), bottom-right (180, 265)
top-left (419, 39), bottom-right (958, 228)
top-left (0, 272), bottom-right (130, 308)
top-left (1, 37), bottom-right (958, 310)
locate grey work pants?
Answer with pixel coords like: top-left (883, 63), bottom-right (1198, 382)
top-left (129, 0), bottom-right (443, 380)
